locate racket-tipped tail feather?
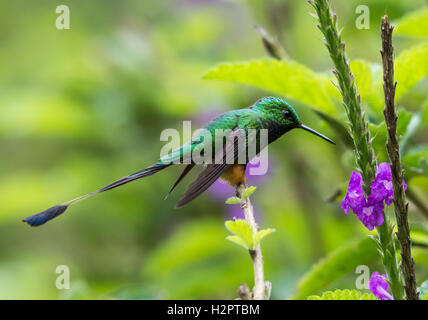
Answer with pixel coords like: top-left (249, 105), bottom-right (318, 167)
top-left (23, 205), bottom-right (69, 227)
top-left (23, 162), bottom-right (170, 227)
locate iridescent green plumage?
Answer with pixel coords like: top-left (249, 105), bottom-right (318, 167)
top-left (159, 97), bottom-right (301, 165)
top-left (23, 97), bottom-right (334, 226)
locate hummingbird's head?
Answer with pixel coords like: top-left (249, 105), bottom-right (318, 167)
top-left (253, 97), bottom-right (335, 145)
top-left (253, 96), bottom-right (301, 127)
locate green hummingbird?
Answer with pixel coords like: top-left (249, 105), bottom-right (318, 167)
top-left (23, 96), bottom-right (334, 226)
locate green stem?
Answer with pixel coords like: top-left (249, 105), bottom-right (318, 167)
top-left (308, 0), bottom-right (404, 299)
top-left (236, 184), bottom-right (266, 300)
top-left (376, 216), bottom-right (405, 299)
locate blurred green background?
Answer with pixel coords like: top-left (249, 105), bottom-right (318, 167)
top-left (0, 0), bottom-right (427, 299)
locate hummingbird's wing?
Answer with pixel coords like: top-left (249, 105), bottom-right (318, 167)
top-left (164, 164), bottom-right (195, 199)
top-left (175, 163), bottom-right (230, 208)
top-left (175, 109), bottom-right (268, 208)
top-left (163, 111), bottom-right (245, 200)
top-left (175, 129), bottom-right (244, 208)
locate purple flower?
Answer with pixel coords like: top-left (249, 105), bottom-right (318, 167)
top-left (368, 272), bottom-right (393, 300)
top-left (341, 162), bottom-right (407, 230)
top-left (341, 171), bottom-right (365, 215)
top-left (341, 171), bottom-right (384, 230)
top-left (356, 196), bottom-right (384, 231)
top-left (371, 163), bottom-right (406, 206)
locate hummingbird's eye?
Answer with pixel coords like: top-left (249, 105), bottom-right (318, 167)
top-left (282, 110), bottom-right (293, 120)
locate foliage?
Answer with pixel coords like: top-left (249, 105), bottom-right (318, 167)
top-left (203, 59), bottom-right (338, 115)
top-left (203, 45), bottom-right (428, 120)
top-left (307, 289), bottom-right (378, 300)
top-left (295, 237), bottom-right (378, 299)
top-left (225, 187), bottom-right (257, 204)
top-left (241, 186), bottom-right (257, 199)
top-left (225, 197), bottom-right (241, 204)
top-left (225, 219), bottom-right (275, 250)
top-left (395, 8), bottom-right (428, 38)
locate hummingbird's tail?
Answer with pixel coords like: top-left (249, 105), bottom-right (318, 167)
top-left (23, 162), bottom-right (170, 227)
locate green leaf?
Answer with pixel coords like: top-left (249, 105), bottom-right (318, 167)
top-left (395, 44), bottom-right (428, 102)
top-left (294, 237), bottom-right (378, 299)
top-left (352, 45), bottom-right (428, 113)
top-left (395, 8), bottom-right (428, 38)
top-left (403, 145), bottom-right (428, 177)
top-left (410, 223), bottom-right (428, 247)
top-left (422, 99), bottom-right (428, 125)
top-left (418, 280), bottom-right (428, 300)
top-left (242, 186), bottom-right (256, 199)
top-left (400, 100), bottom-right (428, 154)
top-left (307, 289), bottom-right (378, 300)
top-left (254, 228), bottom-right (275, 247)
top-left (203, 58), bottom-right (338, 115)
top-left (225, 219), bottom-right (254, 250)
top-left (225, 235), bottom-right (250, 250)
top-left (225, 197), bottom-right (241, 204)
top-left (203, 44), bottom-right (428, 118)
top-left (369, 108), bottom-right (413, 160)
top-left (349, 60), bottom-right (383, 111)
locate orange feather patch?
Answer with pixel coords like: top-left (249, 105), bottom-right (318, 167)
top-left (220, 164), bottom-right (246, 187)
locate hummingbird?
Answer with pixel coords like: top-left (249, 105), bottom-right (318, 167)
top-left (23, 97), bottom-right (334, 227)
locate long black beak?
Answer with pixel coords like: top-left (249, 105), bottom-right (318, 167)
top-left (300, 124), bottom-right (335, 145)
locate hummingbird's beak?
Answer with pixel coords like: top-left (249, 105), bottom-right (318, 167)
top-left (300, 124), bottom-right (335, 145)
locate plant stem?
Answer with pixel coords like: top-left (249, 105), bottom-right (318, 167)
top-left (236, 183), bottom-right (266, 300)
top-left (309, 0), bottom-right (404, 299)
top-left (381, 15), bottom-right (418, 300)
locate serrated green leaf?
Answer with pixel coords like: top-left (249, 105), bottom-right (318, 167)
top-left (225, 197), bottom-right (241, 204)
top-left (203, 44), bottom-right (428, 119)
top-left (307, 289), bottom-right (378, 300)
top-left (254, 228), bottom-right (275, 247)
top-left (351, 45), bottom-right (428, 113)
top-left (394, 44), bottom-right (428, 103)
top-left (203, 58), bottom-right (338, 115)
top-left (226, 235), bottom-right (249, 250)
top-left (395, 8), bottom-right (428, 38)
top-left (350, 60), bottom-right (383, 111)
top-left (242, 186), bottom-right (256, 199)
top-left (294, 237), bottom-right (378, 299)
top-left (225, 219), bottom-right (254, 250)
